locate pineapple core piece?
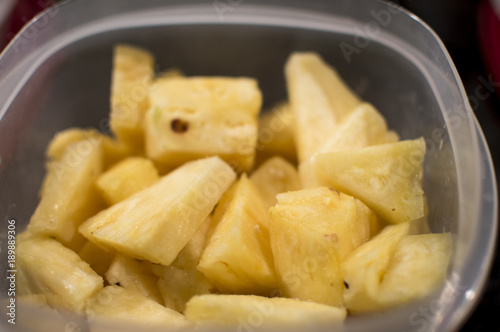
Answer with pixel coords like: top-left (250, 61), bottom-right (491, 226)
top-left (96, 157), bottom-right (159, 206)
top-left (145, 77), bottom-right (262, 172)
top-left (28, 137), bottom-right (104, 251)
top-left (185, 294), bottom-right (346, 327)
top-left (17, 236), bottom-right (103, 313)
top-left (250, 156), bottom-right (302, 210)
top-left (285, 52), bottom-right (361, 162)
top-left (86, 286), bottom-right (192, 329)
top-left (198, 174), bottom-right (277, 295)
top-left (315, 138), bottom-right (426, 224)
top-left (110, 44), bottom-right (154, 149)
top-left (152, 216), bottom-right (215, 313)
top-left (269, 187), bottom-right (373, 307)
top-left (80, 156), bottom-right (236, 266)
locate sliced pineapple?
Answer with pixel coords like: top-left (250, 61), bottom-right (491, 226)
top-left (29, 138), bottom-right (104, 251)
top-left (198, 174), bottom-right (277, 295)
top-left (341, 222), bottom-right (412, 313)
top-left (152, 217), bottom-right (214, 312)
top-left (86, 285), bottom-right (192, 330)
top-left (144, 77), bottom-right (262, 172)
top-left (269, 187), bottom-right (372, 306)
top-left (80, 156), bottom-right (236, 266)
top-left (45, 128), bottom-right (101, 161)
top-left (250, 156), bottom-right (301, 210)
top-left (377, 233), bottom-right (452, 308)
top-left (105, 255), bottom-right (163, 304)
top-left (285, 52), bottom-right (361, 162)
top-left (78, 241), bottom-right (115, 277)
top-left (17, 236), bottom-right (103, 313)
top-left (110, 44), bottom-right (155, 149)
top-left (315, 138), bottom-right (426, 224)
top-left (101, 135), bottom-right (135, 170)
top-left (185, 294), bottom-right (346, 327)
top-left (96, 157), bottom-right (159, 206)
top-left (256, 103), bottom-right (297, 164)
top-left (299, 103), bottom-right (399, 188)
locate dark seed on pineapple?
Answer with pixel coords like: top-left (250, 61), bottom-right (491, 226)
top-left (343, 281), bottom-right (349, 289)
top-left (171, 119), bottom-right (189, 133)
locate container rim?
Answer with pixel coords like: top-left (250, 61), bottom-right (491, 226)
top-left (0, 1), bottom-right (497, 331)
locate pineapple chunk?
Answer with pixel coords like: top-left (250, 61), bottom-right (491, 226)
top-left (377, 233), bottom-right (452, 307)
top-left (250, 156), bottom-right (301, 210)
top-left (285, 52), bottom-right (361, 162)
top-left (96, 157), bottom-right (159, 205)
top-left (17, 237), bottom-right (103, 313)
top-left (110, 44), bottom-right (154, 149)
top-left (300, 103), bottom-right (399, 188)
top-left (152, 217), bottom-right (214, 312)
top-left (101, 135), bottom-right (135, 170)
top-left (341, 222), bottom-right (412, 313)
top-left (185, 294), bottom-right (346, 327)
top-left (86, 286), bottom-right (192, 330)
top-left (198, 174), bottom-right (277, 295)
top-left (269, 188), bottom-right (372, 306)
top-left (80, 156), bottom-right (236, 265)
top-left (256, 103), bottom-right (297, 164)
top-left (144, 77), bottom-right (262, 172)
top-left (29, 138), bottom-right (104, 250)
top-left (46, 128), bottom-right (101, 161)
top-left (105, 255), bottom-right (163, 304)
top-left (315, 138), bottom-right (426, 224)
top-left (78, 241), bottom-right (115, 277)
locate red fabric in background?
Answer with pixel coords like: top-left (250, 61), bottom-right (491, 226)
top-left (478, 0), bottom-right (500, 98)
top-left (7, 0), bottom-right (56, 41)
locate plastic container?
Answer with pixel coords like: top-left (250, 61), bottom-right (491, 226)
top-left (0, 0), bottom-right (497, 331)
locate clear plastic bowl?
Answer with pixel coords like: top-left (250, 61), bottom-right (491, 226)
top-left (0, 0), bottom-right (497, 331)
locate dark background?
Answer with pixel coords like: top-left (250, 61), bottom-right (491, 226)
top-left (2, 0), bottom-right (500, 330)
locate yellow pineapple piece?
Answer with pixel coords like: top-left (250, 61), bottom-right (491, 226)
top-left (29, 138), bottom-right (104, 250)
top-left (105, 255), bottom-right (163, 304)
top-left (152, 217), bottom-right (215, 312)
top-left (78, 241), bottom-right (115, 277)
top-left (156, 67), bottom-right (184, 80)
top-left (198, 175), bottom-right (277, 295)
top-left (285, 52), bottom-right (361, 162)
top-left (101, 135), bottom-right (136, 170)
top-left (315, 138), bottom-right (426, 224)
top-left (110, 44), bottom-right (155, 149)
top-left (46, 128), bottom-right (101, 161)
top-left (80, 156), bottom-right (236, 265)
top-left (300, 103), bottom-right (399, 188)
top-left (250, 156), bottom-right (301, 210)
top-left (341, 222), bottom-right (412, 313)
top-left (86, 285), bottom-right (192, 330)
top-left (256, 103), bottom-right (297, 164)
top-left (17, 237), bottom-right (103, 313)
top-left (96, 157), bottom-right (159, 205)
top-left (377, 233), bottom-right (452, 307)
top-left (144, 77), bottom-right (262, 172)
top-left (185, 294), bottom-right (346, 327)
top-left (269, 187), bottom-right (372, 306)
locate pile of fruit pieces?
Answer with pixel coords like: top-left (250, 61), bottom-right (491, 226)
top-left (17, 45), bottom-right (452, 330)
